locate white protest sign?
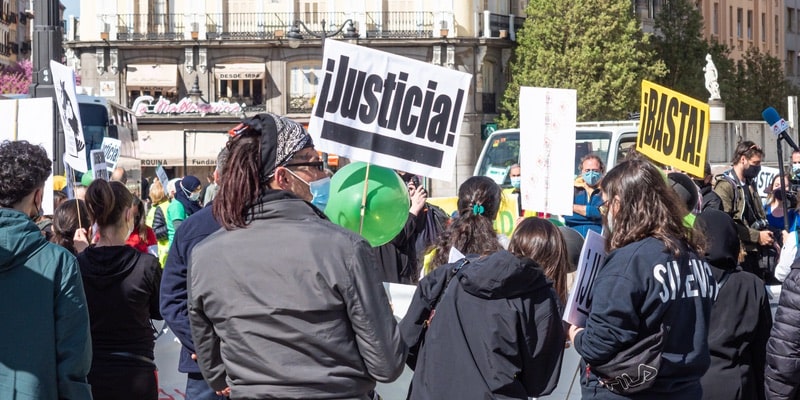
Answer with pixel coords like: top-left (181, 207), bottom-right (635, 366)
top-left (90, 150), bottom-right (108, 181)
top-left (156, 165), bottom-right (170, 192)
top-left (519, 87), bottom-right (576, 215)
top-left (0, 97), bottom-right (56, 215)
top-left (486, 166), bottom-right (510, 185)
top-left (563, 230), bottom-right (607, 327)
top-left (50, 60), bottom-right (88, 172)
top-left (101, 137), bottom-right (121, 172)
top-left (308, 40), bottom-right (472, 181)
top-left (755, 166), bottom-right (780, 201)
top-left (383, 282), bottom-right (416, 320)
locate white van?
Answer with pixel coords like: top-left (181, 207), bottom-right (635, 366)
top-left (473, 121), bottom-right (640, 186)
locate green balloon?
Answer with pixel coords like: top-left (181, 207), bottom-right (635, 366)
top-left (325, 162), bottom-right (410, 247)
top-left (81, 170), bottom-right (94, 187)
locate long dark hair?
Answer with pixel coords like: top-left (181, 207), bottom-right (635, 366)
top-left (85, 180), bottom-right (133, 229)
top-left (602, 159), bottom-right (703, 256)
top-left (213, 134), bottom-right (262, 230)
top-left (132, 197), bottom-right (147, 243)
top-left (508, 218), bottom-right (569, 304)
top-left (429, 176), bottom-right (504, 269)
top-left (52, 199), bottom-right (90, 255)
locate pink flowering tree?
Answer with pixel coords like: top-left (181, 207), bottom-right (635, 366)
top-left (0, 59), bottom-right (32, 94)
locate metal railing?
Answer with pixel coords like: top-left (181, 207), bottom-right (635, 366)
top-left (364, 11), bottom-right (434, 38)
top-left (479, 13), bottom-right (524, 39)
top-left (115, 13), bottom-right (185, 40)
top-left (103, 11), bottom-right (520, 41)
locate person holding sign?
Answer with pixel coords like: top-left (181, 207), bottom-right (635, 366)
top-left (567, 158), bottom-right (715, 398)
top-left (188, 113), bottom-right (404, 399)
top-left (563, 154), bottom-right (605, 237)
top-left (713, 141), bottom-right (775, 280)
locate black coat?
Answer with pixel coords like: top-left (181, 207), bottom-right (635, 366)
top-left (697, 209), bottom-right (772, 400)
top-left (766, 261), bottom-right (800, 399)
top-left (400, 250), bottom-right (565, 399)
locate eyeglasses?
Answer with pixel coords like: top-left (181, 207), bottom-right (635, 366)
top-left (285, 161), bottom-right (324, 171)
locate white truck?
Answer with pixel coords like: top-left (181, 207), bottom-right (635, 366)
top-left (474, 120), bottom-right (791, 187)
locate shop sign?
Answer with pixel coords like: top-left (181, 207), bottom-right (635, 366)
top-left (132, 95), bottom-right (244, 117)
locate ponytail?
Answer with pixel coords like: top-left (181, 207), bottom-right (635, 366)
top-left (213, 134), bottom-right (263, 230)
top-left (85, 180), bottom-right (133, 228)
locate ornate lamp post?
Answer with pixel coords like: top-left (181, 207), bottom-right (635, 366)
top-left (286, 19), bottom-right (358, 48)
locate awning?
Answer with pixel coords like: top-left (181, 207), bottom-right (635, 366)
top-left (126, 64), bottom-right (178, 90)
top-left (214, 63), bottom-right (266, 80)
top-left (138, 130), bottom-right (229, 167)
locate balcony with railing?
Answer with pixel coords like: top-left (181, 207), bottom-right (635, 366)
top-left (115, 13), bottom-right (185, 40)
top-left (101, 11), bottom-right (523, 42)
top-left (477, 12), bottom-right (525, 40)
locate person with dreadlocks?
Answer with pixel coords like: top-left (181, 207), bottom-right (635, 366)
top-left (187, 113), bottom-right (405, 399)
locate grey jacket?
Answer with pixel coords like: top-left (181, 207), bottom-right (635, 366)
top-left (188, 192), bottom-right (406, 399)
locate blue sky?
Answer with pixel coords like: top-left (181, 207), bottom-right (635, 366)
top-left (62, 0), bottom-right (79, 17)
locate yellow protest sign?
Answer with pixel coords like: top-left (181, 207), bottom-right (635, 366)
top-left (636, 80), bottom-right (710, 178)
top-left (426, 191), bottom-right (527, 237)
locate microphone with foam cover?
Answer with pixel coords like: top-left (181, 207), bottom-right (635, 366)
top-left (762, 107), bottom-right (799, 151)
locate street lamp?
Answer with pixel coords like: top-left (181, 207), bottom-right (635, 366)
top-left (287, 18), bottom-right (358, 48)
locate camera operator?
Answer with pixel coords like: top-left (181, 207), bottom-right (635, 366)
top-left (714, 141), bottom-right (775, 280)
top-left (790, 150), bottom-right (800, 185)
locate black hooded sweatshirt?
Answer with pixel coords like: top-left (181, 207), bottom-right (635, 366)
top-left (77, 245), bottom-right (162, 360)
top-left (400, 250), bottom-right (565, 399)
top-left (696, 209), bottom-right (772, 400)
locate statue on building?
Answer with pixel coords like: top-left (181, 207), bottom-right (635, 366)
top-left (704, 54), bottom-right (722, 101)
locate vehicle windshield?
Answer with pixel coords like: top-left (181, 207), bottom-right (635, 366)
top-left (78, 103), bottom-right (108, 169)
top-left (475, 130), bottom-right (612, 187)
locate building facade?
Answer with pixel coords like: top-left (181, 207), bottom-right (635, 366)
top-left (64, 0), bottom-right (525, 196)
top-left (0, 0), bottom-right (34, 67)
top-left (635, 0), bottom-right (787, 82)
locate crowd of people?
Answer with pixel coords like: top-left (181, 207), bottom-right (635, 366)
top-left (5, 113), bottom-right (800, 400)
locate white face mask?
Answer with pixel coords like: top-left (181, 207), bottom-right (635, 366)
top-left (188, 191), bottom-right (201, 202)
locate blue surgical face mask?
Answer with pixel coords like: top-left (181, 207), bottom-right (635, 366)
top-left (793, 163), bottom-right (800, 174)
top-left (510, 176), bottom-right (521, 189)
top-left (287, 168), bottom-right (331, 211)
top-left (583, 171), bottom-right (602, 186)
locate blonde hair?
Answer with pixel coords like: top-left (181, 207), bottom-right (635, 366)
top-left (149, 180), bottom-right (166, 205)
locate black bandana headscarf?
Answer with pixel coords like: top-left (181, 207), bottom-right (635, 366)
top-left (230, 113), bottom-right (313, 182)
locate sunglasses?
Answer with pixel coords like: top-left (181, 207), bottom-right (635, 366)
top-left (285, 161), bottom-right (325, 171)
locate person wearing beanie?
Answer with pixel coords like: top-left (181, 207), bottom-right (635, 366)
top-left (166, 175), bottom-right (202, 245)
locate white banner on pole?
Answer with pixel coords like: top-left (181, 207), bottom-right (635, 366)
top-left (519, 87), bottom-right (576, 215)
top-left (563, 230), bottom-right (607, 327)
top-left (50, 60), bottom-right (88, 173)
top-left (308, 40), bottom-right (472, 181)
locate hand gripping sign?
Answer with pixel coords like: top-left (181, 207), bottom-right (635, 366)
top-left (636, 80), bottom-right (710, 178)
top-left (308, 40), bottom-right (472, 181)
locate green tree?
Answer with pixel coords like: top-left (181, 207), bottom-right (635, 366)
top-left (726, 47), bottom-right (794, 119)
top-left (498, 0), bottom-right (666, 127)
top-left (651, 0), bottom-right (708, 101)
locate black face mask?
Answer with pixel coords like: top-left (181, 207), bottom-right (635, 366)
top-left (774, 189), bottom-right (786, 201)
top-left (743, 164), bottom-right (761, 180)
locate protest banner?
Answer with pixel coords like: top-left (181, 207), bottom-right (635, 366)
top-left (427, 191), bottom-right (518, 237)
top-left (90, 150), bottom-right (109, 181)
top-left (518, 87), bottom-right (577, 216)
top-left (636, 80), bottom-right (710, 178)
top-left (0, 97), bottom-right (56, 214)
top-left (101, 137), bottom-right (122, 172)
top-left (563, 230), bottom-right (607, 327)
top-left (308, 40), bottom-right (472, 181)
top-left (156, 165), bottom-right (170, 193)
top-left (754, 166), bottom-right (780, 201)
top-left (50, 61), bottom-right (88, 173)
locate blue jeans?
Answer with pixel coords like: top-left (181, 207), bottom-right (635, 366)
top-left (185, 373), bottom-right (226, 400)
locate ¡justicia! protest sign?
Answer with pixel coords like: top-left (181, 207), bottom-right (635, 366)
top-left (308, 40), bottom-right (472, 181)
